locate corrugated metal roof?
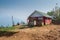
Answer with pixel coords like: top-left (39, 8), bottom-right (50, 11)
top-left (29, 10), bottom-right (52, 18)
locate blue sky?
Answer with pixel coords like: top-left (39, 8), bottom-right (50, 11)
top-left (0, 0), bottom-right (60, 26)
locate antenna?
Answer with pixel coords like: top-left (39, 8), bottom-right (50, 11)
top-left (12, 16), bottom-right (14, 26)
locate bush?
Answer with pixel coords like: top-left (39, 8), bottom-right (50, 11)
top-left (52, 16), bottom-right (60, 24)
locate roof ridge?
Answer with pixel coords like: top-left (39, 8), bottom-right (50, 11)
top-left (34, 10), bottom-right (45, 13)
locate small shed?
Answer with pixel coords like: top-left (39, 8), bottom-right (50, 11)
top-left (27, 10), bottom-right (52, 26)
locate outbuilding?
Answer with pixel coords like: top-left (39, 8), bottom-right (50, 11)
top-left (27, 10), bottom-right (52, 26)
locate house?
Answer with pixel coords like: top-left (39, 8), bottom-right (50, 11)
top-left (27, 10), bottom-right (52, 26)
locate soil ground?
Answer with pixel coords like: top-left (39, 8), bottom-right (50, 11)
top-left (0, 25), bottom-right (60, 40)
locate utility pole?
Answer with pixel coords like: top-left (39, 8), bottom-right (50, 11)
top-left (12, 16), bottom-right (14, 26)
top-left (53, 8), bottom-right (55, 16)
top-left (55, 3), bottom-right (59, 17)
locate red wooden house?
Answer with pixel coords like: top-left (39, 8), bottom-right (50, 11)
top-left (27, 10), bottom-right (52, 26)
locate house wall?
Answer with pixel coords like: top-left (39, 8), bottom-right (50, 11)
top-left (27, 17), bottom-right (52, 26)
top-left (45, 19), bottom-right (52, 25)
top-left (42, 17), bottom-right (52, 25)
top-left (28, 17), bottom-right (42, 26)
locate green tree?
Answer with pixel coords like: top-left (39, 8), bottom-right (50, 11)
top-left (47, 11), bottom-right (54, 16)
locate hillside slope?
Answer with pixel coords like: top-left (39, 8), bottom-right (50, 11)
top-left (0, 25), bottom-right (60, 40)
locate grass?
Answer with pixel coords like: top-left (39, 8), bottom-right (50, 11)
top-left (0, 26), bottom-right (16, 31)
top-left (0, 26), bottom-right (19, 37)
top-left (19, 25), bottom-right (27, 29)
